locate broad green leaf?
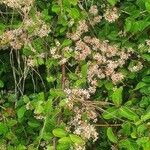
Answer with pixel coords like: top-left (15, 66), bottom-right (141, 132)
top-left (47, 76), bottom-right (56, 83)
top-left (0, 80), bottom-right (4, 88)
top-left (17, 106), bottom-right (26, 119)
top-left (58, 137), bottom-right (72, 144)
top-left (136, 137), bottom-right (150, 150)
top-left (68, 73), bottom-right (78, 80)
top-left (145, 2), bottom-right (150, 12)
top-left (107, 0), bottom-right (118, 6)
top-left (107, 127), bottom-right (118, 143)
top-left (69, 8), bottom-right (80, 19)
top-left (119, 139), bottom-right (137, 150)
top-left (0, 23), bottom-right (5, 34)
top-left (102, 107), bottom-right (118, 119)
top-left (57, 143), bottom-right (70, 150)
top-left (44, 98), bottom-right (53, 113)
top-left (52, 5), bottom-right (61, 13)
top-left (112, 87), bottom-right (123, 107)
top-left (28, 120), bottom-right (41, 128)
top-left (75, 78), bottom-right (86, 87)
top-left (52, 128), bottom-right (67, 137)
top-left (7, 119), bottom-right (17, 127)
top-left (104, 81), bottom-right (114, 90)
top-left (69, 134), bottom-right (85, 145)
top-left (23, 95), bottom-right (30, 103)
top-left (142, 76), bottom-right (150, 83)
top-left (62, 39), bottom-right (72, 47)
top-left (0, 123), bottom-right (8, 135)
top-left (50, 89), bottom-right (66, 98)
top-left (141, 111), bottom-right (150, 122)
top-left (59, 98), bottom-right (68, 107)
top-left (121, 122), bottom-right (131, 136)
top-left (142, 54), bottom-right (150, 61)
top-left (125, 19), bottom-right (132, 32)
top-left (70, 0), bottom-right (78, 5)
top-left (34, 101), bottom-right (44, 114)
top-left (119, 106), bottom-right (139, 121)
top-left (81, 63), bottom-right (88, 78)
top-left (134, 82), bottom-right (146, 90)
top-left (137, 124), bottom-right (147, 135)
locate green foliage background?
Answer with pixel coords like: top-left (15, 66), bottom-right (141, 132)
top-left (0, 0), bottom-right (150, 149)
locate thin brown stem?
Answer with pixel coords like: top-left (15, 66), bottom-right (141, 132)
top-left (94, 124), bottom-right (122, 127)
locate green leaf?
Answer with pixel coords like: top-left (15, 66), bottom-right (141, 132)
top-left (134, 82), bottom-right (146, 90)
top-left (142, 54), bottom-right (150, 61)
top-left (121, 122), bottom-right (131, 136)
top-left (58, 137), bottom-right (72, 144)
top-left (119, 106), bottom-right (139, 121)
top-left (47, 76), bottom-right (56, 83)
top-left (112, 87), bottom-right (123, 107)
top-left (141, 111), bottom-right (150, 122)
top-left (34, 101), bottom-right (44, 114)
top-left (50, 89), bottom-right (66, 98)
top-left (28, 120), bottom-right (41, 128)
top-left (52, 128), bottom-right (67, 137)
top-left (145, 2), bottom-right (150, 12)
top-left (70, 0), bottom-right (78, 5)
top-left (107, 0), bottom-right (118, 6)
top-left (17, 106), bottom-right (26, 119)
top-left (104, 81), bottom-right (114, 90)
top-left (102, 107), bottom-right (118, 120)
top-left (75, 78), bottom-right (86, 87)
top-left (69, 8), bottom-right (80, 19)
top-left (142, 76), bottom-right (150, 83)
top-left (7, 119), bottom-right (17, 127)
top-left (62, 39), bottom-right (72, 47)
top-left (81, 63), bottom-right (88, 78)
top-left (107, 127), bottom-right (118, 143)
top-left (136, 137), bottom-right (150, 150)
top-left (0, 23), bottom-right (5, 34)
top-left (0, 80), bottom-right (4, 88)
top-left (52, 5), bottom-right (61, 13)
top-left (119, 139), bottom-right (137, 150)
top-left (69, 134), bottom-right (85, 145)
top-left (57, 143), bottom-right (70, 150)
top-left (23, 95), bottom-right (30, 103)
top-left (0, 123), bottom-right (8, 135)
top-left (125, 19), bottom-right (132, 32)
top-left (68, 73), bottom-right (78, 80)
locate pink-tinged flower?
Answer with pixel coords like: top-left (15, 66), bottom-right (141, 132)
top-left (89, 5), bottom-right (98, 15)
top-left (111, 72), bottom-right (124, 83)
top-left (104, 7), bottom-right (120, 23)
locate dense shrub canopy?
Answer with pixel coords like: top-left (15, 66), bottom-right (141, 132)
top-left (0, 0), bottom-right (150, 149)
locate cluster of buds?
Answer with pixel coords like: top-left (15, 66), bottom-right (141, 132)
top-left (89, 5), bottom-right (102, 25)
top-left (0, 10), bottom-right (51, 50)
top-left (104, 7), bottom-right (120, 23)
top-left (128, 61), bottom-right (143, 72)
top-left (66, 5), bottom-right (131, 88)
top-left (67, 107), bottom-right (98, 143)
top-left (1, 0), bottom-right (34, 15)
top-left (64, 89), bottom-right (98, 144)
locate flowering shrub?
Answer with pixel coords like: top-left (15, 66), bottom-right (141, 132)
top-left (0, 0), bottom-right (150, 149)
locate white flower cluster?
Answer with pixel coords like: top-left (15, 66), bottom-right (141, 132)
top-left (89, 5), bottom-right (102, 26)
top-left (0, 12), bottom-right (51, 50)
top-left (68, 107), bottom-right (98, 143)
top-left (128, 62), bottom-right (143, 72)
top-left (67, 16), bottom-right (131, 87)
top-left (1, 0), bottom-right (34, 14)
top-left (64, 89), bottom-right (98, 144)
top-left (0, 29), bottom-right (28, 50)
top-left (104, 7), bottom-right (120, 23)
top-left (50, 42), bottom-right (73, 65)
